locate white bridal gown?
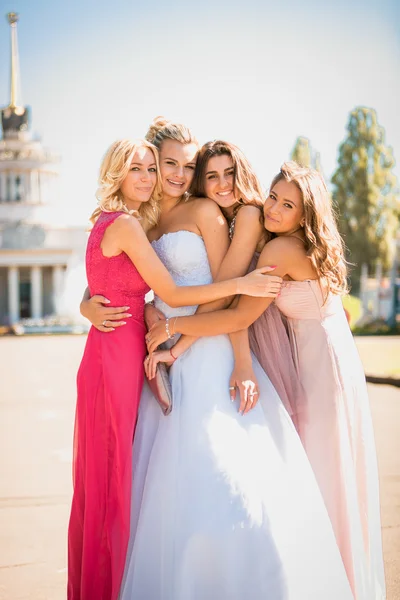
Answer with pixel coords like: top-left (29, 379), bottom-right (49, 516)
top-left (120, 231), bottom-right (354, 600)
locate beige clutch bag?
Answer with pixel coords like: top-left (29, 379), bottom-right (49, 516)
top-left (146, 361), bottom-right (173, 416)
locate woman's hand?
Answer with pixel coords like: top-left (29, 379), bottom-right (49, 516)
top-left (229, 363), bottom-right (260, 415)
top-left (238, 266), bottom-right (282, 297)
top-left (144, 350), bottom-right (175, 380)
top-left (144, 303), bottom-right (166, 331)
top-left (80, 295), bottom-right (131, 332)
top-left (145, 320), bottom-right (170, 353)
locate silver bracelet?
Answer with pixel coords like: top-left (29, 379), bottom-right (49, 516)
top-left (165, 318), bottom-right (173, 340)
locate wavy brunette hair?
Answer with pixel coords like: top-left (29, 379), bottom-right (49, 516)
top-left (270, 161), bottom-right (348, 295)
top-left (189, 140), bottom-right (265, 216)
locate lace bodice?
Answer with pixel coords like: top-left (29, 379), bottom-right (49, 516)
top-left (151, 230), bottom-right (212, 319)
top-left (86, 211), bottom-right (150, 318)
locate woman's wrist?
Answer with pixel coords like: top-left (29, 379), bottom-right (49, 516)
top-left (165, 316), bottom-right (182, 337)
top-left (234, 355), bottom-right (253, 369)
top-left (80, 300), bottom-right (89, 319)
top-left (235, 277), bottom-right (244, 295)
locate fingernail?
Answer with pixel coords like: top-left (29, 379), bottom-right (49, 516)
top-left (124, 306), bottom-right (130, 310)
top-left (104, 299), bottom-right (111, 304)
top-left (126, 314), bottom-right (132, 317)
top-left (110, 327), bottom-right (115, 331)
top-left (120, 322), bottom-right (126, 325)
top-left (270, 265), bottom-right (277, 268)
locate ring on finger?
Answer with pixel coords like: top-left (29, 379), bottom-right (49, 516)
top-left (229, 386), bottom-right (236, 391)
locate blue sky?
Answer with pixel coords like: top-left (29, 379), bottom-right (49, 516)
top-left (0, 0), bottom-right (399, 224)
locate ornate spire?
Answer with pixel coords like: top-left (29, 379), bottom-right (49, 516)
top-left (1, 13), bottom-right (29, 138)
top-left (7, 12), bottom-right (22, 109)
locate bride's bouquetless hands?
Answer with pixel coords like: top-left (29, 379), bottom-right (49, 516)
top-left (145, 319), bottom-right (170, 353)
top-left (144, 350), bottom-right (175, 379)
top-left (144, 304), bottom-right (166, 330)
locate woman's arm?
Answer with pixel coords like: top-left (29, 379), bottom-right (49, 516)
top-left (109, 214), bottom-right (274, 308)
top-left (146, 236), bottom-right (309, 351)
top-left (167, 205), bottom-right (280, 356)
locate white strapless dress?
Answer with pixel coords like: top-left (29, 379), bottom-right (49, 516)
top-left (120, 231), bottom-right (353, 600)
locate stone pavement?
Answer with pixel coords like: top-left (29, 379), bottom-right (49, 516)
top-left (0, 336), bottom-right (399, 599)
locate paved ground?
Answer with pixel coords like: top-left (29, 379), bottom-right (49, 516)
top-left (0, 336), bottom-right (399, 599)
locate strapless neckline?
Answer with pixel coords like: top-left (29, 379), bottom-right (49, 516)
top-left (151, 230), bottom-right (203, 245)
top-left (282, 279), bottom-right (319, 286)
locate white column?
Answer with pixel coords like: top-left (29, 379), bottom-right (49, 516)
top-left (8, 266), bottom-right (20, 324)
top-left (52, 265), bottom-right (64, 314)
top-left (9, 173), bottom-right (16, 202)
top-left (24, 171), bottom-right (31, 203)
top-left (30, 170), bottom-right (39, 203)
top-left (5, 173), bottom-right (11, 202)
top-left (0, 173), bottom-right (6, 202)
top-left (31, 266), bottom-right (43, 319)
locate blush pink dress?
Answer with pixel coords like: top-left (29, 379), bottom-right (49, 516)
top-left (68, 211), bottom-right (149, 600)
top-left (248, 253), bottom-right (303, 423)
top-left (270, 279), bottom-right (386, 600)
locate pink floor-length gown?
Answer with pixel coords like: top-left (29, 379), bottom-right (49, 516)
top-left (68, 211), bottom-right (149, 600)
top-left (253, 279), bottom-right (385, 600)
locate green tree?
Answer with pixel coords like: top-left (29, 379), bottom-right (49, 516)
top-left (314, 151), bottom-right (322, 173)
top-left (332, 106), bottom-right (399, 293)
top-left (291, 137), bottom-right (323, 172)
top-left (291, 136), bottom-right (312, 167)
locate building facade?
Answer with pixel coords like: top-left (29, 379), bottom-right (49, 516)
top-left (0, 13), bottom-right (86, 327)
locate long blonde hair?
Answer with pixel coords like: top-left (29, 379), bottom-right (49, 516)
top-left (90, 139), bottom-right (162, 231)
top-left (190, 140), bottom-right (265, 215)
top-left (270, 161), bottom-right (348, 295)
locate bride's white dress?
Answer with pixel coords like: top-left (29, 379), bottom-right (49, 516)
top-left (120, 231), bottom-right (353, 600)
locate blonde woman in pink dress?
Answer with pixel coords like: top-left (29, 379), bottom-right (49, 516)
top-left (147, 162), bottom-right (386, 600)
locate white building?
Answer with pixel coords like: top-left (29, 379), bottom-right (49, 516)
top-left (0, 13), bottom-right (86, 328)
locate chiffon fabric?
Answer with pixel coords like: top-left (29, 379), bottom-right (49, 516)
top-left (249, 302), bottom-right (303, 424)
top-left (268, 279), bottom-right (386, 600)
top-left (248, 253), bottom-right (304, 422)
top-left (120, 231), bottom-right (354, 600)
top-left (68, 211), bottom-right (149, 600)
